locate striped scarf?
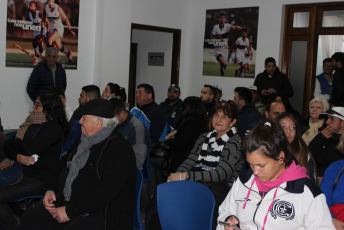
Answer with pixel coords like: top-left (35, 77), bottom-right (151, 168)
top-left (16, 111), bottom-right (47, 140)
top-left (193, 128), bottom-right (235, 171)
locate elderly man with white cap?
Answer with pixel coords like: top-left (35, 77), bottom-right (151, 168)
top-left (21, 99), bottom-right (137, 230)
top-left (308, 107), bottom-right (344, 179)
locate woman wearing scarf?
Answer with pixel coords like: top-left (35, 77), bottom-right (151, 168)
top-left (301, 97), bottom-right (329, 145)
top-left (0, 91), bottom-right (67, 230)
top-left (168, 101), bottom-right (244, 229)
top-left (217, 121), bottom-right (335, 230)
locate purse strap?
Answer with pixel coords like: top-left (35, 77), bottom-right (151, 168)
top-left (333, 167), bottom-right (344, 192)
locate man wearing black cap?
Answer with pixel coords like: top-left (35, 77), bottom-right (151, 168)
top-left (21, 99), bottom-right (137, 230)
top-left (309, 107), bottom-right (344, 178)
top-left (159, 84), bottom-right (183, 129)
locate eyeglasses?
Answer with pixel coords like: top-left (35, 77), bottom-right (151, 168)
top-left (33, 102), bottom-right (42, 109)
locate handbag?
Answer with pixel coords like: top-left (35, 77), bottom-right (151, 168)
top-left (0, 161), bottom-right (23, 187)
top-left (150, 142), bottom-right (171, 172)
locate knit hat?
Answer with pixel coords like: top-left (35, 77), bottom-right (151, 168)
top-left (79, 99), bottom-right (114, 118)
top-left (322, 107), bottom-right (344, 120)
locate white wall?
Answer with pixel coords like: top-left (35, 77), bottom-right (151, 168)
top-left (0, 0), bottom-right (97, 129)
top-left (1, 0), bottom-right (342, 128)
top-left (132, 29), bottom-right (173, 104)
top-left (184, 0), bottom-right (344, 101)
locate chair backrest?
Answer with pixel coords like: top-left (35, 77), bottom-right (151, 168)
top-left (132, 168), bottom-right (144, 230)
top-left (142, 140), bottom-right (151, 182)
top-left (157, 181), bottom-right (215, 230)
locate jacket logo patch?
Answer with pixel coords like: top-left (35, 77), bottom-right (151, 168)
top-left (270, 199), bottom-right (295, 221)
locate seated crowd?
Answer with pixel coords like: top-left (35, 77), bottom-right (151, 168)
top-left (0, 53), bottom-right (344, 230)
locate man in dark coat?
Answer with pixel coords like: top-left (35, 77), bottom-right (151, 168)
top-left (21, 99), bottom-right (137, 230)
top-left (330, 52), bottom-right (344, 107)
top-left (27, 47), bottom-right (67, 101)
top-left (254, 57), bottom-right (293, 105)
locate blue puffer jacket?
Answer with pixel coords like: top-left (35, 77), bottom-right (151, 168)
top-left (27, 61), bottom-right (67, 101)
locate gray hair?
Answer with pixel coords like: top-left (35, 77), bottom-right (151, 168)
top-left (45, 47), bottom-right (59, 56)
top-left (309, 97), bottom-right (329, 113)
top-left (93, 116), bottom-right (118, 128)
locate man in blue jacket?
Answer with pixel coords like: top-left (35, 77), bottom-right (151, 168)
top-left (27, 47), bottom-right (67, 101)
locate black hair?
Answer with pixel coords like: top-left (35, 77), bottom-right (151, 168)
top-left (264, 57), bottom-right (276, 66)
top-left (204, 84), bottom-right (217, 98)
top-left (107, 83), bottom-right (127, 102)
top-left (109, 98), bottom-right (126, 116)
top-left (234, 87), bottom-right (252, 103)
top-left (242, 121), bottom-right (293, 166)
top-left (137, 83), bottom-right (155, 100)
top-left (38, 91), bottom-right (68, 136)
top-left (323, 58), bottom-right (332, 65)
top-left (331, 52), bottom-right (344, 65)
top-left (82, 85), bottom-right (100, 99)
top-left (50, 87), bottom-right (65, 98)
top-left (181, 96), bottom-right (207, 120)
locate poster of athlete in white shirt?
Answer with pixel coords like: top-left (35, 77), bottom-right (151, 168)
top-left (203, 7), bottom-right (259, 78)
top-left (6, 0), bottom-right (79, 69)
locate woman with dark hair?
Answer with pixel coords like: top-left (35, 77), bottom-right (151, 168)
top-left (164, 96), bottom-right (208, 172)
top-left (0, 91), bottom-right (67, 230)
top-left (101, 82), bottom-right (127, 102)
top-left (276, 112), bottom-right (318, 185)
top-left (147, 97), bottom-right (208, 198)
top-left (217, 121), bottom-right (334, 230)
top-left (168, 101), bottom-right (244, 229)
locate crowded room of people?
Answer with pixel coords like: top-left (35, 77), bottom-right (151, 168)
top-left (1, 0), bottom-right (344, 229)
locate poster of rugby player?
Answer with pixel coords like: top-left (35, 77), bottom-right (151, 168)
top-left (6, 0), bottom-right (80, 69)
top-left (203, 7), bottom-right (259, 78)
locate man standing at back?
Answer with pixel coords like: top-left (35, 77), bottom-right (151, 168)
top-left (314, 58), bottom-right (333, 102)
top-left (330, 52), bottom-right (344, 107)
top-left (132, 84), bottom-right (167, 143)
top-left (254, 57), bottom-right (293, 105)
top-left (159, 84), bottom-right (183, 129)
top-left (27, 47), bottom-right (67, 101)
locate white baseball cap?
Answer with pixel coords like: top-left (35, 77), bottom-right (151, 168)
top-left (322, 107), bottom-right (344, 120)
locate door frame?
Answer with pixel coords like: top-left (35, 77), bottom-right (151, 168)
top-left (128, 23), bottom-right (181, 108)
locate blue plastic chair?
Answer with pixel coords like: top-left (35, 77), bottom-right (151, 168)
top-left (132, 168), bottom-right (144, 230)
top-left (142, 140), bottom-right (151, 182)
top-left (157, 181), bottom-right (215, 230)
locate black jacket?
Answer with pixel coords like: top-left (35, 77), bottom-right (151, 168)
top-left (330, 67), bottom-right (344, 106)
top-left (4, 121), bottom-right (64, 191)
top-left (308, 132), bottom-right (344, 177)
top-left (58, 129), bottom-right (136, 230)
top-left (27, 61), bottom-right (67, 101)
top-left (254, 68), bottom-right (293, 105)
top-left (159, 98), bottom-right (183, 128)
top-left (139, 101), bottom-right (167, 143)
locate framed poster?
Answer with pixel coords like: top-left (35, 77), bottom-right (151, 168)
top-left (203, 7), bottom-right (259, 78)
top-left (6, 0), bottom-right (80, 69)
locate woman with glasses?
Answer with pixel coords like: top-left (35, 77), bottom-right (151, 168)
top-left (168, 101), bottom-right (244, 229)
top-left (0, 91), bottom-right (67, 230)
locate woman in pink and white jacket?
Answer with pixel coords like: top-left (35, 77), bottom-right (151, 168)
top-left (217, 121), bottom-right (335, 230)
